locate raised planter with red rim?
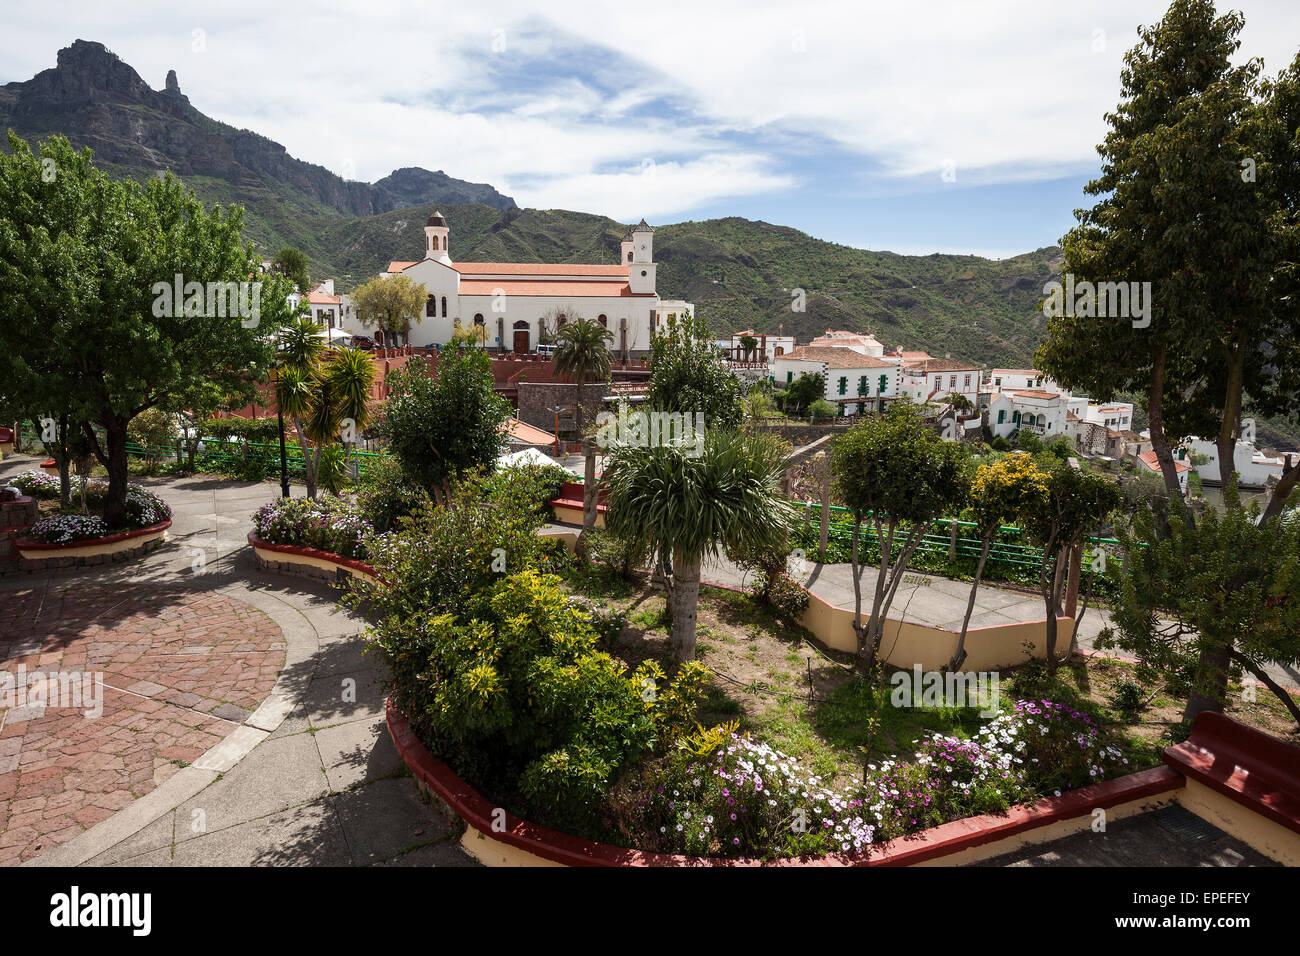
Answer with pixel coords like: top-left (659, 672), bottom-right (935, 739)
top-left (13, 519), bottom-right (171, 570)
top-left (385, 697), bottom-right (1186, 868)
top-left (248, 531), bottom-right (378, 585)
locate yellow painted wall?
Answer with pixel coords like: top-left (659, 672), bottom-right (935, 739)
top-left (798, 592), bottom-right (1073, 670)
top-left (18, 528), bottom-right (167, 561)
top-left (252, 545), bottom-right (379, 585)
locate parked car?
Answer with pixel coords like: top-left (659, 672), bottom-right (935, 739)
top-left (349, 335), bottom-right (375, 350)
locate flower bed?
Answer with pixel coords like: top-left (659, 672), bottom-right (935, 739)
top-left (6, 471), bottom-right (172, 548)
top-left (602, 698), bottom-right (1127, 858)
top-left (248, 531), bottom-right (379, 585)
top-left (388, 698), bottom-right (1178, 867)
top-left (251, 496), bottom-right (375, 561)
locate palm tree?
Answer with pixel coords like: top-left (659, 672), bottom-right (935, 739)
top-left (275, 317), bottom-right (376, 496)
top-left (604, 428), bottom-right (798, 660)
top-left (553, 317), bottom-right (612, 559)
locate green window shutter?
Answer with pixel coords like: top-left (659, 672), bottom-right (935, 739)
top-left (997, 409), bottom-right (1005, 424)
top-left (838, 377), bottom-right (847, 395)
top-left (787, 371), bottom-right (793, 384)
top-left (879, 374), bottom-right (888, 394)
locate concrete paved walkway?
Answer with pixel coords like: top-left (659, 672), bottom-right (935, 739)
top-left (0, 456), bottom-right (472, 867)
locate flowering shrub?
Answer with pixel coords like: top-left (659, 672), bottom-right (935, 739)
top-left (609, 733), bottom-right (878, 859)
top-left (26, 513), bottom-right (110, 544)
top-left (251, 496), bottom-right (374, 560)
top-left (11, 473), bottom-right (171, 543)
top-left (124, 486), bottom-right (172, 527)
top-left (8, 470), bottom-right (104, 501)
top-left (612, 698), bottom-right (1128, 859)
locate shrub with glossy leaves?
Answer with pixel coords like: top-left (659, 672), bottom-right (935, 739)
top-left (372, 569), bottom-right (708, 831)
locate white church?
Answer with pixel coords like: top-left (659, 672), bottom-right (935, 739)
top-left (378, 213), bottom-right (691, 356)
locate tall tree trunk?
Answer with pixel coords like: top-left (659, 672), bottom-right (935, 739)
top-left (670, 551), bottom-right (702, 661)
top-left (1038, 532), bottom-right (1062, 665)
top-left (291, 418), bottom-right (316, 497)
top-left (56, 457), bottom-right (72, 509)
top-left (1215, 346), bottom-right (1246, 492)
top-left (1261, 457), bottom-right (1300, 523)
top-left (1182, 640), bottom-right (1231, 724)
top-left (1146, 347), bottom-right (1189, 509)
top-left (101, 417), bottom-right (130, 528)
top-left (580, 437), bottom-right (598, 553)
top-left (949, 533), bottom-right (993, 671)
top-left (850, 517), bottom-right (865, 663)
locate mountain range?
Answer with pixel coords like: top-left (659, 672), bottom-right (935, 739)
top-left (0, 40), bottom-right (1064, 367)
top-left (11, 39), bottom-right (1293, 449)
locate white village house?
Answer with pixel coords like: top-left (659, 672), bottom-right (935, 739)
top-left (771, 346), bottom-right (901, 416)
top-left (376, 214), bottom-right (688, 356)
top-left (1177, 437), bottom-right (1286, 489)
top-left (898, 355), bottom-right (983, 408)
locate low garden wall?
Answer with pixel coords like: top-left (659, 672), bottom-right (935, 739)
top-left (387, 697), bottom-right (1193, 867)
top-left (11, 520), bottom-right (170, 571)
top-left (799, 590), bottom-right (1075, 670)
top-left (248, 532), bottom-right (379, 586)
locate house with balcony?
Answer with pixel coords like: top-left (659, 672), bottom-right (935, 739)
top-left (899, 356), bottom-right (983, 408)
top-left (727, 329), bottom-right (795, 363)
top-left (987, 388), bottom-right (1068, 439)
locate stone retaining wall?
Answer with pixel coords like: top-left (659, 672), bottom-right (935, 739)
top-left (252, 547), bottom-right (365, 587)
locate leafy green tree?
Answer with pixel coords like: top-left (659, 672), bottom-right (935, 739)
top-left (127, 407), bottom-right (179, 472)
top-left (949, 454), bottom-right (1051, 670)
top-left (742, 387), bottom-right (775, 420)
top-left (377, 345), bottom-right (511, 504)
top-left (351, 273), bottom-right (427, 346)
top-left (808, 399), bottom-right (836, 420)
top-left (604, 428), bottom-right (797, 660)
top-left (165, 378), bottom-right (256, 474)
top-left (1022, 463), bottom-right (1122, 664)
top-left (946, 392), bottom-right (974, 414)
top-left (739, 334), bottom-right (758, 360)
top-left (1101, 487), bottom-right (1300, 728)
top-left (0, 134), bottom-right (296, 526)
top-left (780, 373), bottom-right (825, 415)
top-left (646, 311), bottom-right (742, 430)
top-left (275, 317), bottom-right (376, 497)
top-left (553, 317), bottom-right (613, 558)
top-left (1036, 0), bottom-right (1300, 508)
top-left (271, 246), bottom-right (310, 292)
top-left (830, 403), bottom-right (970, 669)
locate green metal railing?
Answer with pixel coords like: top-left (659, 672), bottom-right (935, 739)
top-left (19, 423), bottom-right (386, 482)
top-left (796, 501), bottom-right (1123, 571)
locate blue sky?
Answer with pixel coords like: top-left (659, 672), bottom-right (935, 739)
top-left (3, 0), bottom-right (1298, 258)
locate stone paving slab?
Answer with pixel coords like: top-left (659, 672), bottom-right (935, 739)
top-left (974, 805), bottom-right (1278, 867)
top-left (0, 582), bottom-right (284, 865)
top-left (1, 459), bottom-right (474, 868)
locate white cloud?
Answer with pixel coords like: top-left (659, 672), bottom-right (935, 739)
top-left (2, 0), bottom-right (1298, 218)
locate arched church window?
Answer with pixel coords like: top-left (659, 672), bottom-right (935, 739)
top-left (426, 295), bottom-right (436, 317)
top-left (441, 296), bottom-right (448, 317)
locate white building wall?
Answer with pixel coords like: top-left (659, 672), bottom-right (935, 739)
top-left (1179, 438), bottom-right (1285, 489)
